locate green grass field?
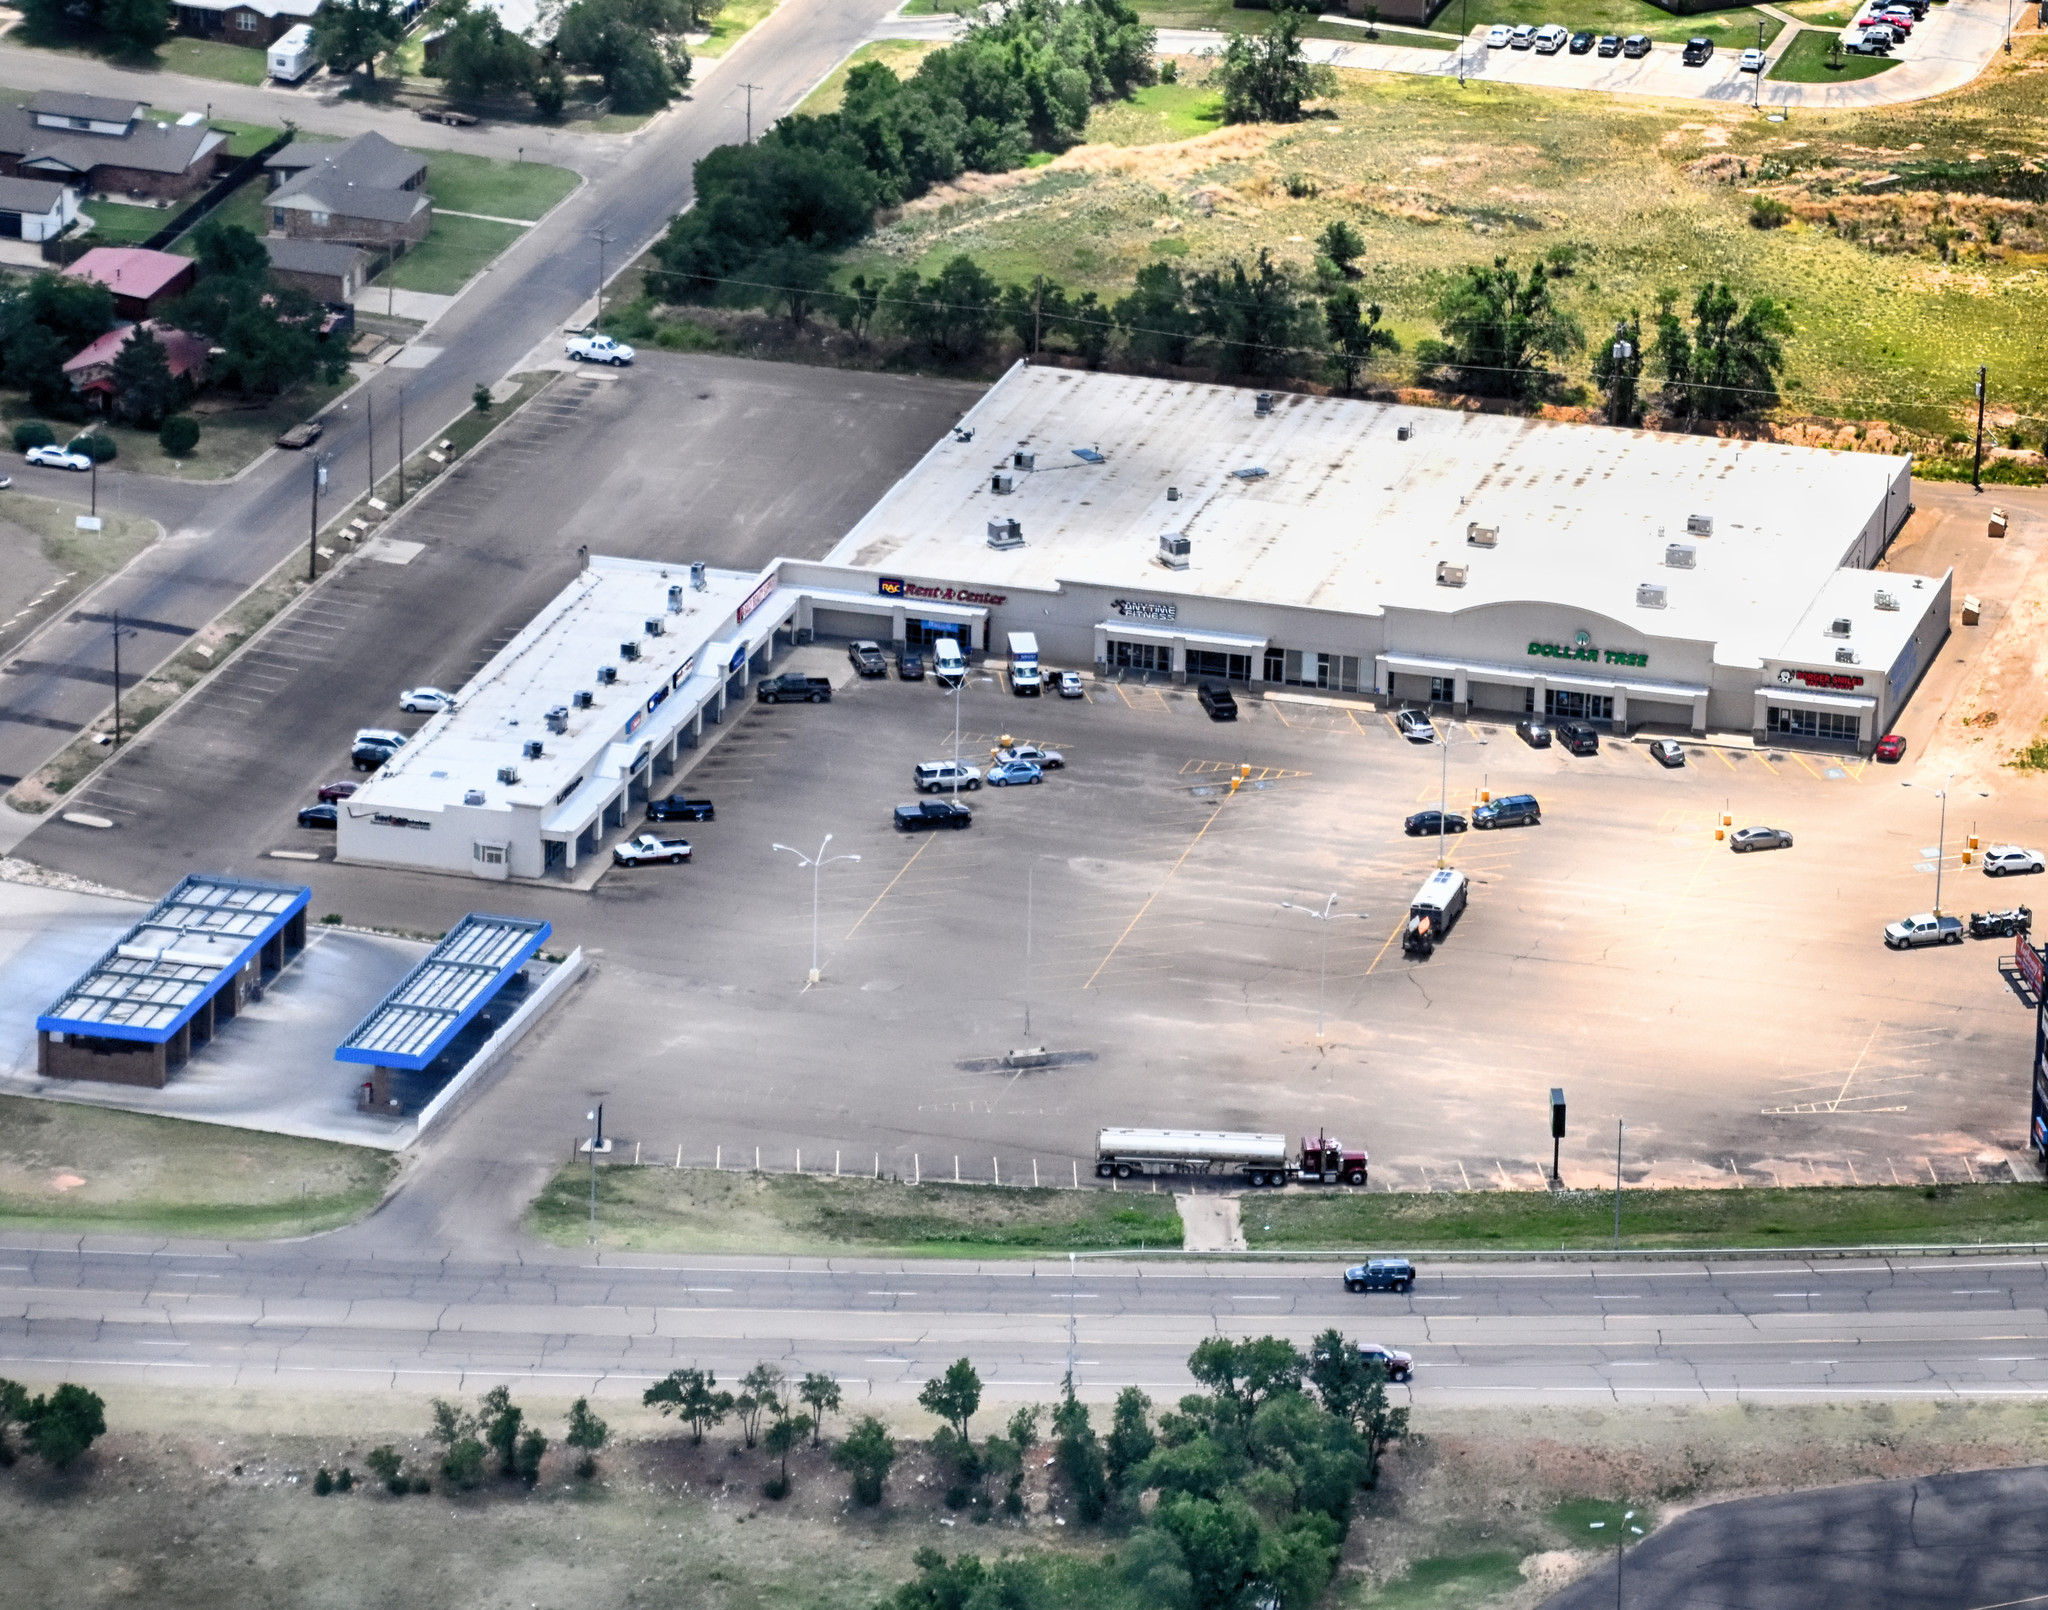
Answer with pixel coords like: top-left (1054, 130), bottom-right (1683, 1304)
top-left (1138, 0), bottom-right (1776, 43)
top-left (529, 1166), bottom-right (1186, 1255)
top-left (1245, 1182), bottom-right (2048, 1251)
top-left (81, 197), bottom-right (172, 244)
top-left (1767, 26), bottom-right (1900, 80)
top-left (411, 148), bottom-right (579, 221)
top-left (373, 213), bottom-right (523, 293)
top-left (799, 39), bottom-right (948, 114)
top-left (0, 1095), bottom-right (396, 1238)
top-left (697, 0), bottom-right (785, 53)
top-left (1083, 79), bottom-right (1229, 142)
top-left (156, 37), bottom-right (268, 84)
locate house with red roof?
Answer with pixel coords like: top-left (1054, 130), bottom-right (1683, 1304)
top-left (63, 247), bottom-right (197, 320)
top-left (63, 322), bottom-right (211, 411)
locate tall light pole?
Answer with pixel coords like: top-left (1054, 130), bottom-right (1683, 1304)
top-left (773, 833), bottom-right (861, 984)
top-left (395, 386), bottom-right (406, 505)
top-left (1973, 366), bottom-right (1989, 492)
top-left (307, 451), bottom-right (329, 582)
top-left (586, 1102), bottom-right (603, 1245)
top-left (591, 225), bottom-right (615, 326)
top-left (108, 611), bottom-right (136, 747)
top-left (1614, 1119), bottom-right (1625, 1245)
top-left (1279, 894), bottom-right (1371, 1041)
top-left (1904, 775), bottom-right (1990, 916)
top-left (1431, 727), bottom-right (1488, 867)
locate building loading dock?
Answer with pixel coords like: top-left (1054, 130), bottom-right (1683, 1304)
top-left (35, 874), bottom-right (308, 1087)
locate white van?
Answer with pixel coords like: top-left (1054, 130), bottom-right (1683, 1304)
top-left (268, 23), bottom-right (318, 83)
top-left (933, 637), bottom-right (966, 688)
top-left (1007, 631), bottom-right (1041, 696)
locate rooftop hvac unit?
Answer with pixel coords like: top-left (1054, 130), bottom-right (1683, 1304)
top-left (1686, 514), bottom-right (1713, 537)
top-left (1013, 450), bottom-right (1035, 472)
top-left (545, 706), bottom-right (569, 734)
top-left (1255, 391), bottom-right (1275, 417)
top-left (1826, 617), bottom-right (1852, 637)
top-left (523, 740), bottom-right (543, 760)
top-left (596, 666), bottom-right (617, 685)
top-left (1158, 532), bottom-right (1191, 570)
top-left (1874, 589), bottom-right (1900, 611)
top-left (1436, 561), bottom-right (1468, 588)
top-left (620, 641), bottom-right (641, 661)
top-left (464, 789), bottom-right (485, 806)
top-left (1466, 522), bottom-right (1498, 548)
top-left (573, 689), bottom-right (594, 708)
top-left (991, 472), bottom-right (1014, 495)
top-left (496, 766), bottom-right (519, 786)
top-left (1836, 647), bottom-right (1860, 665)
top-left (645, 617), bottom-right (665, 637)
top-left (987, 517), bottom-right (1024, 550)
top-left (1636, 583), bottom-right (1668, 609)
top-left (689, 562), bottom-right (707, 591)
top-left (1166, 485), bottom-right (1180, 502)
top-left (667, 584), bottom-right (684, 612)
top-left (1665, 543), bottom-right (1696, 568)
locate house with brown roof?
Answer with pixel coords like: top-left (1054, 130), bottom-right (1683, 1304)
top-left (264, 131), bottom-right (431, 250)
top-left (172, 0), bottom-right (324, 48)
top-left (63, 247), bottom-right (197, 320)
top-left (63, 322), bottom-right (211, 411)
top-left (0, 92), bottom-right (227, 200)
top-left (262, 237), bottom-right (369, 306)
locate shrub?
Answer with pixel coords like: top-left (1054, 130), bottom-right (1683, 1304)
top-left (1749, 196), bottom-right (1791, 230)
top-left (12, 421), bottom-right (55, 451)
top-left (23, 1384), bottom-right (106, 1469)
top-left (158, 414), bottom-right (200, 455)
top-left (314, 1467), bottom-right (334, 1495)
top-left (365, 1445), bottom-right (407, 1494)
top-left (68, 432), bottom-right (116, 462)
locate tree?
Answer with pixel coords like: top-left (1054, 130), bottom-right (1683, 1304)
top-left (1052, 1377), bottom-right (1109, 1522)
top-left (434, 4), bottom-right (540, 102)
top-left (1322, 287), bottom-right (1399, 395)
top-left (0, 1377), bottom-right (27, 1465)
top-left (316, 0), bottom-right (406, 84)
top-left (20, 0), bottom-right (168, 54)
top-left (480, 1385), bottom-right (525, 1478)
top-left (1428, 254), bottom-right (1584, 399)
top-left (1305, 1329), bottom-right (1406, 1481)
top-left (109, 324), bottom-right (181, 427)
top-left (192, 220), bottom-right (270, 282)
top-left (652, 143), bottom-right (879, 301)
top-left (365, 1445), bottom-right (409, 1494)
top-left (750, 242), bottom-right (833, 331)
top-left (1190, 249), bottom-right (1309, 376)
top-left (1215, 7), bottom-right (1333, 125)
top-left (430, 1397), bottom-right (488, 1489)
top-left (762, 1411), bottom-right (813, 1497)
top-left (645, 1367), bottom-right (734, 1443)
top-left (919, 1358), bottom-right (983, 1442)
top-left (1591, 312), bottom-right (1645, 427)
top-left (834, 1414), bottom-right (897, 1505)
top-left (1058, 291), bottom-right (1112, 367)
top-left (23, 1384), bottom-right (106, 1470)
top-left (832, 274), bottom-right (882, 348)
top-left (798, 1372), bottom-right (843, 1446)
top-left (0, 271), bottom-right (117, 412)
top-left (1654, 280), bottom-right (1794, 422)
top-left (1106, 1386), bottom-right (1156, 1488)
top-left (158, 415), bottom-right (200, 455)
top-left (515, 1426), bottom-right (547, 1487)
top-left (565, 1397), bottom-right (608, 1479)
top-left (1113, 262), bottom-right (1199, 368)
top-left (736, 1363), bottom-right (784, 1448)
top-left (1001, 275), bottom-right (1067, 357)
top-left (1187, 1335), bottom-right (1306, 1416)
top-left (556, 0), bottom-right (692, 114)
top-left (167, 269), bottom-right (347, 396)
top-left (533, 60), bottom-right (569, 118)
top-left (885, 255), bottom-right (1001, 361)
top-left (1316, 219), bottom-right (1365, 279)
top-left (1154, 1492), bottom-right (1264, 1610)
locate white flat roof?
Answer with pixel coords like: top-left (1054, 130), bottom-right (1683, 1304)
top-left (352, 558), bottom-right (763, 814)
top-left (829, 365), bottom-right (1917, 668)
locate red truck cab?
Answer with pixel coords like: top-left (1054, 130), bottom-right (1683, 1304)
top-left (1299, 1133), bottom-right (1369, 1186)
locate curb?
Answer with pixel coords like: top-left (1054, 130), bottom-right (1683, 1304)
top-left (1075, 1241), bottom-right (2048, 1264)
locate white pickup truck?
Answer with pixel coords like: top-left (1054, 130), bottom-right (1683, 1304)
top-left (565, 332), bottom-right (635, 366)
top-left (613, 833), bottom-right (690, 867)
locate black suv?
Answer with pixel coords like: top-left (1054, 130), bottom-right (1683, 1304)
top-left (648, 795), bottom-right (714, 822)
top-left (1198, 682), bottom-right (1238, 721)
top-left (1557, 721), bottom-right (1600, 755)
top-left (351, 741), bottom-right (399, 772)
top-left (1681, 35), bottom-right (1713, 63)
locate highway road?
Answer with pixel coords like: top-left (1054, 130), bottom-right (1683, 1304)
top-left (0, 0), bottom-right (909, 789)
top-left (5, 1239), bottom-right (2048, 1405)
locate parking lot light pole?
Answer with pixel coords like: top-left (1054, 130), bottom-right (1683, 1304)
top-left (1431, 730), bottom-right (1488, 868)
top-left (307, 451), bottom-right (329, 582)
top-left (1614, 1120), bottom-right (1625, 1245)
top-left (1279, 895), bottom-right (1371, 1041)
top-left (773, 834), bottom-right (861, 985)
top-left (1904, 775), bottom-right (1989, 917)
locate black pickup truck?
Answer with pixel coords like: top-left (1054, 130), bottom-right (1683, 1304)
top-left (895, 800), bottom-right (973, 832)
top-left (756, 674), bottom-right (832, 704)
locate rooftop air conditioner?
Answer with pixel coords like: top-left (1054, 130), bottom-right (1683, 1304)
top-left (667, 584), bottom-right (684, 612)
top-left (1013, 450), bottom-right (1035, 472)
top-left (1835, 647), bottom-right (1859, 665)
top-left (464, 789), bottom-right (485, 806)
top-left (573, 689), bottom-right (594, 708)
top-left (1665, 543), bottom-right (1696, 568)
top-left (1686, 514), bottom-right (1713, 537)
top-left (620, 641), bottom-right (641, 661)
top-left (1159, 532), bottom-right (1191, 570)
top-left (596, 666), bottom-right (617, 685)
top-left (1255, 391), bottom-right (1275, 417)
top-left (523, 740), bottom-right (543, 760)
top-left (1827, 618), bottom-right (1852, 637)
top-left (991, 472), bottom-right (1014, 495)
top-left (689, 562), bottom-right (707, 591)
top-left (1636, 583), bottom-right (1668, 609)
top-left (496, 766), bottom-right (519, 786)
top-left (1874, 590), bottom-right (1899, 611)
top-left (1436, 561), bottom-right (1468, 588)
top-left (545, 707), bottom-right (569, 734)
top-left (646, 618), bottom-right (665, 638)
top-left (987, 517), bottom-right (1024, 550)
top-left (1166, 486), bottom-right (1180, 502)
top-left (1466, 522), bottom-right (1498, 548)
top-left (1397, 423), bottom-right (1412, 442)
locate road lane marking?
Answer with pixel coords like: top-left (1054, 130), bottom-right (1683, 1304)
top-left (1084, 791), bottom-right (1235, 989)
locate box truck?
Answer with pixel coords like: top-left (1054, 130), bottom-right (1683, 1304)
top-left (1007, 631), bottom-right (1041, 695)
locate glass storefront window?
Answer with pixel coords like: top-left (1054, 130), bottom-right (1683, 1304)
top-left (1530, 689), bottom-right (1615, 721)
top-left (1768, 706), bottom-right (1859, 741)
top-left (1110, 640), bottom-right (1168, 673)
top-left (1186, 650), bottom-right (1252, 683)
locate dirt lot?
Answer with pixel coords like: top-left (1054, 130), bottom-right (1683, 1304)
top-left (7, 1387), bottom-right (2046, 1610)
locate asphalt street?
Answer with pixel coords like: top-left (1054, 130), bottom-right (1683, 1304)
top-left (5, 1240), bottom-right (2048, 1405)
top-left (0, 0), bottom-right (912, 789)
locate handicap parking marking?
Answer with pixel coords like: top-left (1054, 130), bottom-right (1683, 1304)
top-left (1181, 759), bottom-right (1310, 782)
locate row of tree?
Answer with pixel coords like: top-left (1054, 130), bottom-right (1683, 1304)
top-left (0, 1379), bottom-right (107, 1472)
top-left (361, 1386), bottom-right (611, 1495)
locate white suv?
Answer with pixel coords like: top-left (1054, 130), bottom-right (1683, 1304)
top-left (1534, 23), bottom-right (1569, 52)
top-left (1983, 845), bottom-right (2046, 876)
top-left (915, 760), bottom-right (982, 793)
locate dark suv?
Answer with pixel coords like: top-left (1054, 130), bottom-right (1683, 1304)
top-left (1344, 1258), bottom-right (1415, 1293)
top-left (1198, 682), bottom-right (1238, 721)
top-left (1557, 721), bottom-right (1600, 755)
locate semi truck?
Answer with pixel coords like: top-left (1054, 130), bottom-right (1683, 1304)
top-left (1095, 1128), bottom-right (1367, 1187)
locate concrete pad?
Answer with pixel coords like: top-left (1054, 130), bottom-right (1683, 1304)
top-left (359, 289), bottom-right (458, 325)
top-left (385, 343), bottom-right (446, 370)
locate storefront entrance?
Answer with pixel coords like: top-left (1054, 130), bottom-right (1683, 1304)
top-left (907, 618), bottom-right (969, 649)
top-left (1186, 649), bottom-right (1252, 683)
top-left (1110, 640), bottom-right (1170, 673)
top-left (1532, 689), bottom-right (1615, 722)
top-left (1768, 705), bottom-right (1859, 743)
top-left (1266, 649), bottom-right (1361, 692)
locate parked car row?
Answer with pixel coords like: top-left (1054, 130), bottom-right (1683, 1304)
top-left (1486, 23), bottom-right (1652, 58)
top-left (1845, 0), bottom-right (1928, 53)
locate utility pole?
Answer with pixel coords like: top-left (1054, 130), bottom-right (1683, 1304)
top-left (89, 439), bottom-right (98, 517)
top-left (366, 388), bottom-right (374, 501)
top-left (307, 452), bottom-right (328, 582)
top-left (1973, 366), bottom-right (1988, 492)
top-left (396, 387), bottom-right (405, 505)
top-left (1614, 1120), bottom-right (1625, 1245)
top-left (1032, 276), bottom-right (1044, 357)
top-left (109, 612), bottom-right (136, 747)
top-left (586, 1103), bottom-right (602, 1244)
top-left (741, 82), bottom-right (763, 144)
top-left (591, 225), bottom-right (615, 325)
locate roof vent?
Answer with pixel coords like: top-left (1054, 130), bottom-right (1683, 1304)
top-left (1013, 450), bottom-right (1035, 471)
top-left (1466, 522), bottom-right (1498, 548)
top-left (1665, 543), bottom-right (1696, 569)
top-left (1230, 466), bottom-right (1268, 481)
top-left (620, 641), bottom-right (641, 661)
top-left (1826, 617), bottom-right (1852, 638)
top-left (1436, 561), bottom-right (1468, 588)
top-left (1255, 391), bottom-right (1275, 416)
top-left (987, 517), bottom-right (1023, 550)
top-left (545, 706), bottom-right (569, 734)
top-left (496, 766), bottom-right (520, 786)
top-left (1686, 514), bottom-right (1713, 537)
top-left (991, 471), bottom-right (1014, 495)
top-left (464, 789), bottom-right (485, 806)
top-left (523, 739), bottom-right (544, 761)
top-left (1158, 532), bottom-right (1191, 570)
top-left (1636, 583), bottom-right (1668, 609)
top-left (1874, 589), bottom-right (1899, 611)
top-left (596, 666), bottom-right (617, 685)
top-left (689, 562), bottom-right (707, 591)
top-left (1835, 647), bottom-right (1859, 665)
top-left (572, 689), bottom-right (594, 708)
top-left (1072, 445), bottom-right (1104, 464)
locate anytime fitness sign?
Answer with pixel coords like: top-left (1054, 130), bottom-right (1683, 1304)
top-left (1112, 598), bottom-right (1178, 622)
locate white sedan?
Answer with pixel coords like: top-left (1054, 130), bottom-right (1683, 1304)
top-left (1485, 23), bottom-right (1512, 46)
top-left (399, 687), bottom-right (456, 713)
top-left (996, 742), bottom-right (1065, 769)
top-left (1738, 47), bottom-right (1767, 71)
top-left (613, 833), bottom-right (691, 867)
top-left (25, 444), bottom-right (92, 471)
top-left (1983, 845), bottom-right (2047, 876)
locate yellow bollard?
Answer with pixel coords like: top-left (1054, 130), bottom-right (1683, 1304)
top-left (1722, 813), bottom-right (1733, 828)
top-left (1962, 850), bottom-right (1973, 866)
top-left (1715, 827), bottom-right (1725, 841)
top-left (1970, 834), bottom-right (1982, 851)
top-left (1229, 776), bottom-right (1241, 793)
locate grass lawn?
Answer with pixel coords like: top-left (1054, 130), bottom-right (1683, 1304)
top-left (799, 39), bottom-right (947, 113)
top-left (409, 147), bottom-right (579, 220)
top-left (155, 36), bottom-right (268, 84)
top-left (0, 1094), bottom-right (396, 1238)
top-left (79, 197), bottom-right (172, 244)
top-left (167, 173), bottom-right (270, 250)
top-left (1087, 78), bottom-right (1229, 143)
top-left (1768, 25), bottom-right (1900, 80)
top-left (696, 0), bottom-right (785, 55)
top-left (373, 213), bottom-right (523, 293)
top-left (528, 1166), bottom-right (1186, 1255)
top-left (1137, 0), bottom-right (1775, 42)
top-left (1783, 0), bottom-right (1861, 21)
top-left (1244, 1182), bottom-right (2048, 1252)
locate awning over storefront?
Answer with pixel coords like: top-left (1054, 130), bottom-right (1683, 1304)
top-left (1096, 620), bottom-right (1269, 652)
top-left (1759, 687), bottom-right (1874, 713)
top-left (806, 585), bottom-right (988, 627)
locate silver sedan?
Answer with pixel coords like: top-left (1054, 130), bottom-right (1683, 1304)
top-left (1730, 825), bottom-right (1793, 853)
